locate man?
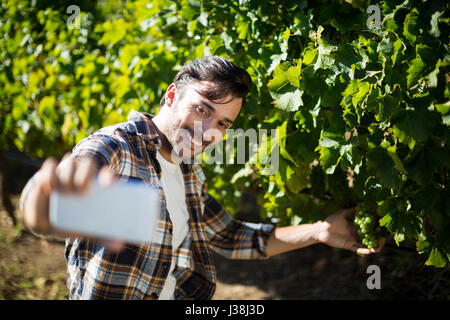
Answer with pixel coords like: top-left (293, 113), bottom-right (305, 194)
top-left (20, 56), bottom-right (384, 300)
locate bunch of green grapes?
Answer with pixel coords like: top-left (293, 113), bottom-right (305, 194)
top-left (354, 204), bottom-right (378, 249)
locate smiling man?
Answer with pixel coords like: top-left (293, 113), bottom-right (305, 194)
top-left (20, 56), bottom-right (384, 300)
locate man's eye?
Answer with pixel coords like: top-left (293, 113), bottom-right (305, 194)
top-left (218, 122), bottom-right (228, 129)
top-left (196, 106), bottom-right (207, 116)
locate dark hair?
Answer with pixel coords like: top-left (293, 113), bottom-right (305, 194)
top-left (160, 56), bottom-right (252, 107)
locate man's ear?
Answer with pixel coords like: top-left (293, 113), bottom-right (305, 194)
top-left (165, 83), bottom-right (177, 107)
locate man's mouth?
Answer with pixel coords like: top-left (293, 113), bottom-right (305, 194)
top-left (177, 128), bottom-right (211, 153)
top-left (184, 130), bottom-right (203, 148)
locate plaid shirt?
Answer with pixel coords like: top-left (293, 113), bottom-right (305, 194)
top-left (61, 110), bottom-right (274, 300)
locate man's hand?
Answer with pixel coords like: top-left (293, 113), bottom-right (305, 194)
top-left (21, 154), bottom-right (123, 251)
top-left (316, 208), bottom-right (385, 255)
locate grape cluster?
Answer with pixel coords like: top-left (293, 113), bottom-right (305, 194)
top-left (354, 204), bottom-right (378, 249)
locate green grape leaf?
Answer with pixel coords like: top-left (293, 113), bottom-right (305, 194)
top-left (416, 44), bottom-right (437, 66)
top-left (316, 131), bottom-right (351, 175)
top-left (366, 147), bottom-right (400, 188)
top-left (287, 163), bottom-right (310, 193)
top-left (407, 143), bottom-right (449, 185)
top-left (352, 81), bottom-right (371, 105)
top-left (379, 203), bottom-right (422, 240)
top-left (430, 11), bottom-right (444, 37)
top-left (435, 101), bottom-right (450, 114)
top-left (394, 233), bottom-right (405, 246)
top-left (386, 145), bottom-right (407, 175)
top-left (286, 60), bottom-right (301, 88)
top-left (99, 19), bottom-right (129, 46)
top-left (268, 62), bottom-right (290, 92)
top-left (317, 146), bottom-right (341, 174)
top-left (270, 88), bottom-right (302, 112)
top-left (443, 114), bottom-right (450, 126)
top-left (406, 57), bottom-right (426, 88)
top-left (268, 63), bottom-right (303, 112)
top-left (237, 21), bottom-right (249, 40)
top-left (314, 41), bottom-right (337, 71)
top-left (416, 233), bottom-right (432, 253)
top-left (403, 8), bottom-right (420, 43)
top-left (302, 49), bottom-right (318, 65)
top-left (377, 37), bottom-right (394, 56)
top-left (277, 120), bottom-right (298, 166)
top-left (392, 110), bottom-right (438, 149)
top-left (426, 247), bottom-right (448, 268)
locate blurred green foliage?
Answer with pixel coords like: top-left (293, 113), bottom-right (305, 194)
top-left (0, 0), bottom-right (449, 266)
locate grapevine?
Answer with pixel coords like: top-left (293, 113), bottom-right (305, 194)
top-left (1, 0), bottom-right (448, 267)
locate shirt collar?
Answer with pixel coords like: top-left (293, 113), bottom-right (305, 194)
top-left (127, 109), bottom-right (162, 151)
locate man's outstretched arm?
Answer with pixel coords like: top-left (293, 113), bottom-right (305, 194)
top-left (19, 133), bottom-right (124, 250)
top-left (266, 208), bottom-right (385, 257)
top-left (20, 156), bottom-right (116, 235)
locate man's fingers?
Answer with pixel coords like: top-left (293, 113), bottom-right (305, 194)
top-left (356, 247), bottom-right (377, 255)
top-left (23, 157), bottom-right (61, 234)
top-left (373, 237), bottom-right (386, 253)
top-left (337, 238), bottom-right (360, 253)
top-left (348, 241), bottom-right (378, 255)
top-left (73, 158), bottom-right (97, 194)
top-left (56, 155), bottom-right (77, 193)
top-left (61, 152), bottom-right (72, 161)
top-left (39, 157), bottom-right (60, 195)
top-left (353, 237), bottom-right (386, 255)
top-left (98, 166), bottom-right (116, 187)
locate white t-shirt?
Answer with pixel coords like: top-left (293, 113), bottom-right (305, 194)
top-left (156, 151), bottom-right (190, 300)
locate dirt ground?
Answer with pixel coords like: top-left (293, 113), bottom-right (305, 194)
top-left (0, 204), bottom-right (449, 300)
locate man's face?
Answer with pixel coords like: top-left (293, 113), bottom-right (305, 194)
top-left (162, 81), bottom-right (242, 162)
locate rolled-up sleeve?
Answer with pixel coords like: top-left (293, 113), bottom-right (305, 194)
top-left (202, 193), bottom-right (275, 260)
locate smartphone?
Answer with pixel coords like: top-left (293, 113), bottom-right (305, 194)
top-left (49, 181), bottom-right (160, 245)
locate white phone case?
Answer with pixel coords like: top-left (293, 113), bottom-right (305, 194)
top-left (49, 181), bottom-right (160, 245)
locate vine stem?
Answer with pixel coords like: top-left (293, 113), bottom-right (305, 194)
top-left (0, 150), bottom-right (16, 226)
top-left (385, 242), bottom-right (417, 253)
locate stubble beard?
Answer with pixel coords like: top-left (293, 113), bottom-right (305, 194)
top-left (166, 120), bottom-right (205, 164)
